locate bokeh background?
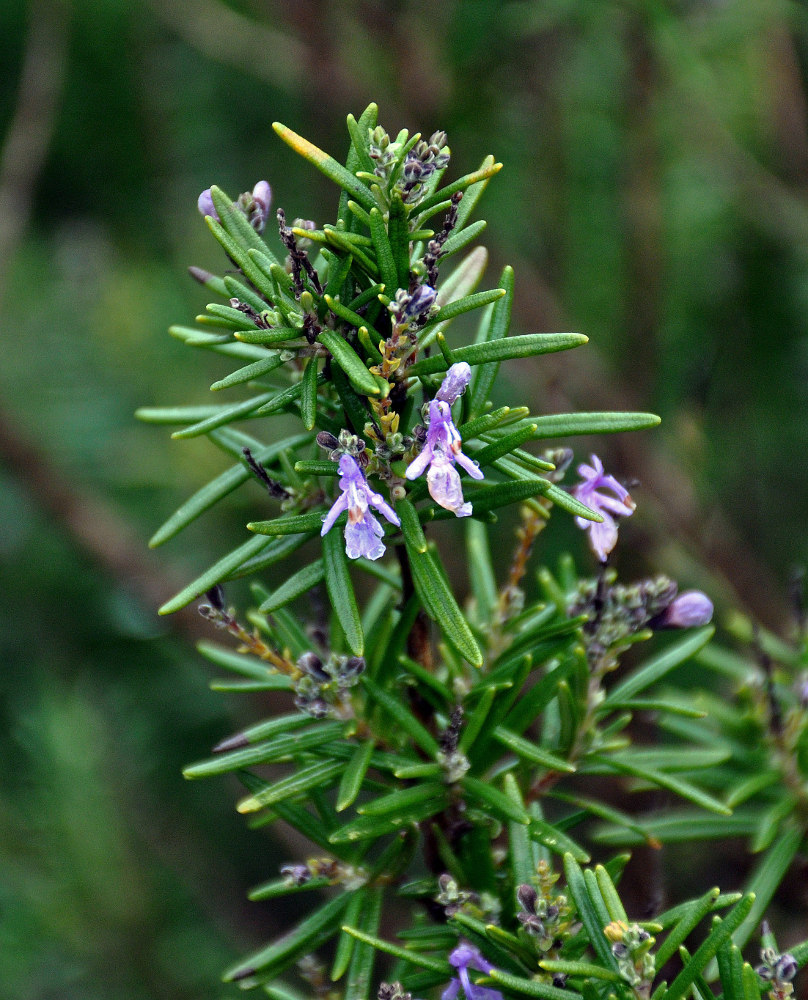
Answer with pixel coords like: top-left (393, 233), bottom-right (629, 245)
top-left (3, 1), bottom-right (808, 996)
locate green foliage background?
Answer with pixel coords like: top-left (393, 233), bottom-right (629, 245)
top-left (3, 1), bottom-right (808, 996)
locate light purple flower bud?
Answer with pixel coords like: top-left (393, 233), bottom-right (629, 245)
top-left (572, 455), bottom-right (635, 562)
top-left (657, 590), bottom-right (714, 628)
top-left (405, 284), bottom-right (437, 319)
top-left (321, 454), bottom-right (400, 561)
top-left (248, 180), bottom-right (272, 233)
top-left (436, 362), bottom-right (472, 404)
top-left (197, 188), bottom-right (219, 221)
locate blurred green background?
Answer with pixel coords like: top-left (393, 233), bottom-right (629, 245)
top-left (3, 0), bottom-right (808, 996)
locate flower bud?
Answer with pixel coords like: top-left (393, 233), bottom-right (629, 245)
top-left (197, 188), bottom-right (219, 221)
top-left (516, 884), bottom-right (538, 913)
top-left (436, 361), bottom-right (472, 404)
top-left (657, 590), bottom-right (714, 628)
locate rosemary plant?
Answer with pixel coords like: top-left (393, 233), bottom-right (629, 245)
top-left (140, 106), bottom-right (808, 1000)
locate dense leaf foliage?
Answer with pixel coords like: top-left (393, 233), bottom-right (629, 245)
top-left (144, 109), bottom-right (808, 1000)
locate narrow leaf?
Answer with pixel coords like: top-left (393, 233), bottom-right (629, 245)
top-left (259, 560), bottom-right (325, 612)
top-left (319, 328), bottom-right (381, 396)
top-left (273, 122), bottom-right (376, 211)
top-left (159, 534), bottom-right (272, 614)
top-left (662, 897), bottom-right (756, 1000)
top-left (322, 527), bottom-right (364, 656)
top-left (236, 759), bottom-right (344, 813)
top-left (407, 333), bottom-right (588, 376)
top-left (223, 892), bottom-right (350, 982)
top-left (603, 626), bottom-right (716, 707)
top-left (336, 740), bottom-right (375, 812)
top-left (361, 676), bottom-right (439, 756)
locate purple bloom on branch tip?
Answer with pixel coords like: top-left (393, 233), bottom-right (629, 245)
top-left (405, 365), bottom-right (482, 517)
top-left (321, 454), bottom-right (400, 561)
top-left (657, 590), bottom-right (713, 628)
top-left (442, 943), bottom-right (503, 1000)
top-left (572, 454), bottom-right (635, 562)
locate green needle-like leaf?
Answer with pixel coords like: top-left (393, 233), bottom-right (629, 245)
top-left (421, 288), bottom-right (506, 329)
top-left (662, 896), bottom-right (756, 1000)
top-left (336, 740), bottom-right (375, 812)
top-left (183, 722), bottom-right (345, 779)
top-left (487, 968), bottom-right (583, 1000)
top-left (170, 391), bottom-right (277, 439)
top-left (318, 328), bottom-right (381, 396)
top-left (159, 534), bottom-right (273, 614)
top-left (247, 876), bottom-right (332, 902)
top-left (340, 928), bottom-right (453, 975)
top-left (386, 192), bottom-right (410, 289)
top-left (563, 854), bottom-right (621, 972)
top-left (530, 411), bottom-right (661, 437)
top-left (345, 887), bottom-right (383, 1000)
top-left (368, 206), bottom-right (399, 294)
top-left (223, 891), bottom-right (350, 982)
top-left (416, 156), bottom-right (503, 215)
top-left (236, 759), bottom-right (344, 813)
top-left (258, 560), bottom-right (325, 613)
top-left (492, 726), bottom-right (575, 773)
top-left (329, 796), bottom-right (446, 843)
top-left (603, 627), bottom-right (716, 706)
top-left (406, 541), bottom-right (483, 667)
top-left (248, 511), bottom-right (326, 535)
top-left (407, 333), bottom-right (587, 376)
top-left (273, 122), bottom-right (377, 211)
top-left (209, 353), bottom-right (286, 391)
top-left (358, 781), bottom-right (447, 817)
top-left (655, 887), bottom-right (722, 968)
top-left (361, 676), bottom-right (439, 756)
top-left (587, 753), bottom-right (731, 815)
top-left (322, 527), bottom-right (364, 656)
top-left (300, 357), bottom-right (319, 429)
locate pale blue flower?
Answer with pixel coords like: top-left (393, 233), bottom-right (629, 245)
top-left (572, 454), bottom-right (635, 562)
top-left (405, 364), bottom-right (482, 517)
top-left (442, 943), bottom-right (503, 1000)
top-left (321, 454), bottom-right (400, 561)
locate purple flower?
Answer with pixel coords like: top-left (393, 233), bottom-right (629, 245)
top-left (572, 454), bottom-right (635, 562)
top-left (197, 188), bottom-right (219, 221)
top-left (656, 590), bottom-right (713, 628)
top-left (405, 365), bottom-right (482, 517)
top-left (321, 454), bottom-right (400, 561)
top-left (442, 943), bottom-right (503, 1000)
